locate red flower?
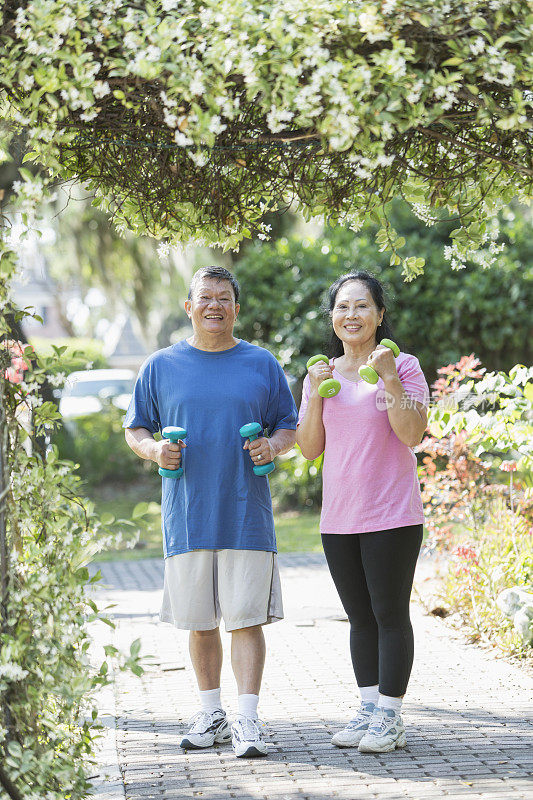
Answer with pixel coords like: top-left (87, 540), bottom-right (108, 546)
top-left (5, 366), bottom-right (23, 384)
top-left (500, 461), bottom-right (517, 473)
top-left (453, 544), bottom-right (479, 564)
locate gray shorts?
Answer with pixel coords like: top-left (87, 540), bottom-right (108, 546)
top-left (159, 549), bottom-right (284, 632)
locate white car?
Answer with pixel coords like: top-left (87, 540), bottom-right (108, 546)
top-left (59, 369), bottom-right (136, 419)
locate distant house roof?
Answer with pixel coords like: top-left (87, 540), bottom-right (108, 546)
top-left (103, 314), bottom-right (149, 365)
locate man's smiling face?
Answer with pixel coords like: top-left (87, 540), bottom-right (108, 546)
top-left (185, 277), bottom-right (240, 339)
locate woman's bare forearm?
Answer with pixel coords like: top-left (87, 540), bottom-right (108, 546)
top-left (383, 377), bottom-right (427, 447)
top-left (296, 393), bottom-right (325, 460)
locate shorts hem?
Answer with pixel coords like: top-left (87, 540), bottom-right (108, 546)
top-left (225, 613), bottom-right (284, 632)
top-left (158, 613), bottom-right (220, 631)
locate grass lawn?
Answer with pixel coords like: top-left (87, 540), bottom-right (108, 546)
top-left (88, 479), bottom-right (322, 562)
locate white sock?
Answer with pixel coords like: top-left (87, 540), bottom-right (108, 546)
top-left (359, 685), bottom-right (379, 705)
top-left (199, 687), bottom-right (222, 713)
top-left (378, 694), bottom-right (403, 714)
top-left (238, 693), bottom-right (259, 720)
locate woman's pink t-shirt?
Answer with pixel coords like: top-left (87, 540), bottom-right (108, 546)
top-left (298, 352), bottom-right (430, 534)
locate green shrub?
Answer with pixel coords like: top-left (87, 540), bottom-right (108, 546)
top-left (442, 498), bottom-right (532, 657)
top-left (234, 203), bottom-right (533, 384)
top-left (30, 337), bottom-right (108, 376)
top-left (270, 448), bottom-right (323, 513)
top-left (53, 403), bottom-right (153, 487)
top-left (1, 334), bottom-right (144, 799)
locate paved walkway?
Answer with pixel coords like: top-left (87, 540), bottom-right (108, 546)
top-left (88, 554), bottom-right (532, 800)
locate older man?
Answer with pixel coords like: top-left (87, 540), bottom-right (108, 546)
top-left (124, 266), bottom-right (297, 757)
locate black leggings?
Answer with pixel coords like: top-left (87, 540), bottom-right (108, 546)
top-left (322, 525), bottom-right (423, 698)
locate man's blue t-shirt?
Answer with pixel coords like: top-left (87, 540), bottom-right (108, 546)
top-left (123, 339), bottom-right (297, 558)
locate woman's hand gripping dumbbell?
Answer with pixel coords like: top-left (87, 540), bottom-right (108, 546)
top-left (358, 339), bottom-right (400, 384)
top-left (239, 422), bottom-right (275, 476)
top-left (158, 426), bottom-right (187, 478)
top-left (306, 355), bottom-right (341, 398)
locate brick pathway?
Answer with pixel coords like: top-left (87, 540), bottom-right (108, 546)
top-left (88, 554), bottom-right (532, 800)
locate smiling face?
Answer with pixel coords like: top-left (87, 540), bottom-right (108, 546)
top-left (331, 280), bottom-right (384, 349)
top-left (185, 277), bottom-right (240, 340)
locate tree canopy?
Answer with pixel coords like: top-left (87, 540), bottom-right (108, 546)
top-left (233, 203), bottom-right (533, 382)
top-left (1, 0), bottom-right (532, 274)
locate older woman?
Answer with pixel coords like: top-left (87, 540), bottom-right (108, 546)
top-left (297, 270), bottom-right (429, 753)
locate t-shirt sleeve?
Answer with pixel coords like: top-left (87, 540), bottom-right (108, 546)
top-left (264, 358), bottom-right (298, 433)
top-left (297, 374), bottom-right (311, 425)
top-left (397, 354), bottom-right (430, 407)
top-left (123, 357), bottom-right (161, 433)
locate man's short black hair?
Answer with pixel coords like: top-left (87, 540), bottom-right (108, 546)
top-left (188, 266), bottom-right (240, 303)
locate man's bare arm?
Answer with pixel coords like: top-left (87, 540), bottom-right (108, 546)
top-left (125, 427), bottom-right (184, 470)
top-left (244, 427), bottom-right (296, 464)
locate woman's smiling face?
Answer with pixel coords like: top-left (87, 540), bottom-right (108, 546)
top-left (331, 280), bottom-right (384, 347)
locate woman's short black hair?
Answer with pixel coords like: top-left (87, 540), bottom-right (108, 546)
top-left (188, 266), bottom-right (240, 303)
top-left (324, 270), bottom-right (396, 358)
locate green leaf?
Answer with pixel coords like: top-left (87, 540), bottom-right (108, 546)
top-left (130, 638), bottom-right (142, 657)
top-left (132, 502), bottom-right (149, 519)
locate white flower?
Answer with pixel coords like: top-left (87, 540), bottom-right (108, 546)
top-left (162, 0), bottom-right (180, 8)
top-left (14, 7), bottom-right (27, 37)
top-left (174, 130), bottom-right (194, 147)
top-left (208, 115), bottom-right (227, 135)
top-left (359, 10), bottom-right (377, 30)
top-left (499, 61), bottom-right (515, 83)
top-left (145, 45), bottom-right (161, 62)
top-left (124, 8), bottom-right (138, 25)
top-left (283, 62), bottom-right (302, 79)
top-left (80, 109), bottom-right (99, 121)
top-left (188, 150), bottom-right (208, 167)
top-left (26, 38), bottom-right (46, 55)
top-left (190, 74), bottom-right (205, 95)
top-left (470, 37), bottom-right (485, 55)
top-left (376, 153), bottom-right (394, 167)
top-left (381, 121), bottom-right (393, 140)
top-left (406, 79), bottom-right (423, 104)
top-left (61, 87), bottom-right (81, 104)
top-left (124, 32), bottom-right (138, 50)
top-left (267, 106), bottom-right (294, 133)
top-left (157, 242), bottom-right (171, 259)
top-left (93, 80), bottom-right (110, 99)
top-left (164, 110), bottom-right (178, 128)
top-left (49, 372), bottom-right (66, 387)
top-left (20, 74), bottom-right (34, 91)
top-left (0, 663), bottom-right (29, 681)
top-left (55, 14), bottom-right (76, 35)
top-left (358, 6), bottom-right (388, 42)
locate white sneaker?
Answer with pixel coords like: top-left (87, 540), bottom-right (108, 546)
top-left (231, 714), bottom-right (268, 757)
top-left (358, 707), bottom-right (407, 753)
top-left (331, 701), bottom-right (376, 747)
top-left (180, 709), bottom-right (231, 749)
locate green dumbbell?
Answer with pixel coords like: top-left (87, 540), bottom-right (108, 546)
top-left (358, 339), bottom-right (400, 384)
top-left (306, 354), bottom-right (341, 398)
top-left (159, 426), bottom-right (187, 478)
top-left (239, 422), bottom-right (275, 476)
